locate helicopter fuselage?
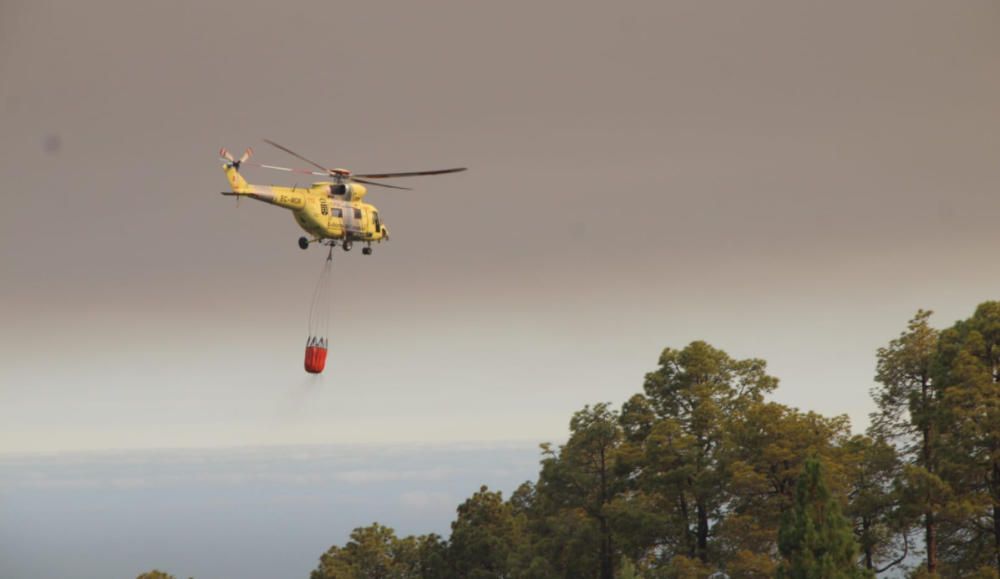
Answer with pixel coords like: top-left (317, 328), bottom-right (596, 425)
top-left (222, 164), bottom-right (388, 243)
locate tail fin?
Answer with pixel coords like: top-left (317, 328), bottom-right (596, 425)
top-left (220, 147), bottom-right (253, 192)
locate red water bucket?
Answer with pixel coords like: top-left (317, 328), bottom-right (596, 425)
top-left (305, 345), bottom-right (328, 374)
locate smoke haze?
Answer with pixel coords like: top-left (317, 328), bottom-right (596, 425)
top-left (1, 0), bottom-right (997, 453)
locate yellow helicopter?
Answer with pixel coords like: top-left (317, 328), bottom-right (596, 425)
top-left (220, 139), bottom-right (466, 254)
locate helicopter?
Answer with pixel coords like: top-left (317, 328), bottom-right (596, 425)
top-left (220, 139), bottom-right (466, 254)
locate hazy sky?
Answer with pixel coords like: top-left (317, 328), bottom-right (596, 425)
top-left (1, 0), bottom-right (998, 453)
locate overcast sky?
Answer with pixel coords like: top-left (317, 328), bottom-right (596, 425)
top-left (1, 0), bottom-right (998, 453)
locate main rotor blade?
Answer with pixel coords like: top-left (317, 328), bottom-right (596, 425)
top-left (354, 167), bottom-right (467, 179)
top-left (242, 161), bottom-right (328, 176)
top-left (353, 177), bottom-right (412, 190)
top-left (262, 139), bottom-right (332, 174)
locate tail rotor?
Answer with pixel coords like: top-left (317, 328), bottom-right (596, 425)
top-left (219, 146), bottom-right (253, 207)
top-left (219, 147), bottom-right (253, 169)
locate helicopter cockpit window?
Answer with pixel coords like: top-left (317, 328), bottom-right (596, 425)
top-left (373, 212), bottom-right (381, 230)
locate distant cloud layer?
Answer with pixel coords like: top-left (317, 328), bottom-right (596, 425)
top-left (0, 443), bottom-right (541, 579)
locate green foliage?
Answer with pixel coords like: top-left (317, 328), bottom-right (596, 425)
top-left (617, 342), bottom-right (781, 569)
top-left (619, 557), bottom-right (640, 579)
top-left (414, 534), bottom-right (449, 578)
top-left (905, 565), bottom-right (940, 579)
top-left (871, 309), bottom-right (940, 450)
top-left (968, 567), bottom-right (1000, 579)
top-left (310, 523), bottom-right (422, 579)
top-left (136, 572), bottom-right (177, 579)
top-left (722, 404), bottom-right (852, 575)
top-left (722, 402), bottom-right (853, 550)
top-left (448, 485), bottom-right (520, 578)
top-left (841, 435), bottom-right (908, 573)
top-left (935, 301), bottom-right (1000, 574)
top-left (776, 458), bottom-right (873, 579)
top-left (658, 554), bottom-right (715, 578)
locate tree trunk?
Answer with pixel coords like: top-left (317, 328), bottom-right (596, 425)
top-left (993, 461), bottom-right (1000, 573)
top-left (863, 517), bottom-right (874, 570)
top-left (598, 445), bottom-right (613, 579)
top-left (679, 494), bottom-right (695, 558)
top-left (926, 510), bottom-right (937, 574)
top-left (993, 502), bottom-right (1000, 574)
top-left (599, 516), bottom-right (613, 579)
top-left (921, 393), bottom-right (938, 574)
top-left (696, 499), bottom-right (709, 563)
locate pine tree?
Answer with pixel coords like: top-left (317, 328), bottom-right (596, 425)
top-left (869, 309), bottom-right (944, 574)
top-left (841, 435), bottom-right (908, 574)
top-left (310, 523), bottom-right (422, 579)
top-left (534, 403), bottom-right (624, 579)
top-left (637, 341), bottom-right (778, 564)
top-left (448, 485), bottom-right (520, 578)
top-left (936, 302), bottom-right (1000, 574)
top-left (777, 458), bottom-right (873, 579)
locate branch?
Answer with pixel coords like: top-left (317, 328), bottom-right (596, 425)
top-left (875, 531), bottom-right (909, 574)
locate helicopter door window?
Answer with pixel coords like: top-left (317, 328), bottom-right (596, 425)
top-left (332, 208), bottom-right (342, 217)
top-left (354, 208), bottom-right (362, 219)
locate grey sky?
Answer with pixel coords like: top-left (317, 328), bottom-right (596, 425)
top-left (1, 0), bottom-right (998, 453)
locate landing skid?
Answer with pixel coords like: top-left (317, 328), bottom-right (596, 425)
top-left (298, 237), bottom-right (335, 249)
top-left (297, 236), bottom-right (372, 255)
